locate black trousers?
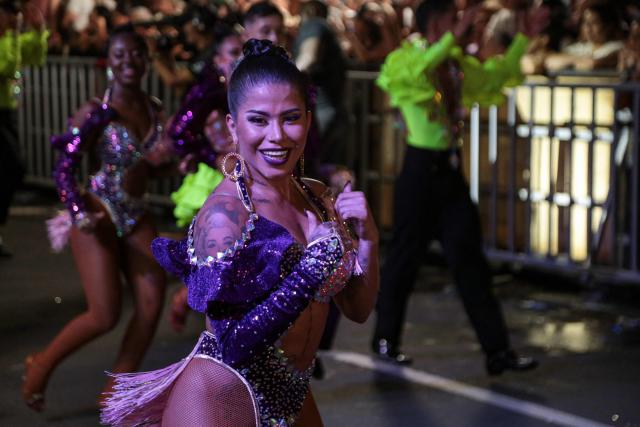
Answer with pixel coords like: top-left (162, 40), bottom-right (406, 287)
top-left (0, 109), bottom-right (24, 225)
top-left (373, 146), bottom-right (509, 356)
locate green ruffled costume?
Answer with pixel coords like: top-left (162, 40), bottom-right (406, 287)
top-left (171, 163), bottom-right (224, 227)
top-left (0, 29), bottom-right (49, 109)
top-left (376, 32), bottom-right (528, 150)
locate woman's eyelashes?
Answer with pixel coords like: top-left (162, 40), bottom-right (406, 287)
top-left (112, 49), bottom-right (144, 60)
top-left (247, 115), bottom-right (268, 126)
top-left (246, 114), bottom-right (302, 126)
top-left (284, 114), bottom-right (301, 123)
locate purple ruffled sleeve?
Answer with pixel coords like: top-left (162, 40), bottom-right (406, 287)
top-left (211, 235), bottom-right (343, 366)
top-left (151, 218), bottom-right (344, 367)
top-left (167, 65), bottom-right (228, 166)
top-left (51, 103), bottom-right (117, 224)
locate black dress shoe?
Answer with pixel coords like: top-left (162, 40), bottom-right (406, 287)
top-left (312, 357), bottom-right (325, 380)
top-left (0, 242), bottom-right (12, 258)
top-left (372, 339), bottom-right (413, 365)
top-left (486, 350), bottom-right (538, 376)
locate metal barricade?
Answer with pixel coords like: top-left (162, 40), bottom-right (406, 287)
top-left (18, 56), bottom-right (183, 203)
top-left (16, 57), bottom-right (640, 283)
top-left (467, 79), bottom-right (640, 284)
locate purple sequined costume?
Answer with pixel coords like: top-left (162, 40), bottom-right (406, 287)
top-left (51, 96), bottom-right (162, 237)
top-left (167, 64), bottom-right (228, 167)
top-left (101, 174), bottom-right (359, 427)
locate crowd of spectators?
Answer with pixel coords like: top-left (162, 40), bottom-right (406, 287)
top-left (16, 0), bottom-right (640, 74)
top-left (22, 0), bottom-right (640, 73)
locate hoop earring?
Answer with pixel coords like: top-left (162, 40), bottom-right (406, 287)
top-left (221, 152), bottom-right (246, 182)
top-left (297, 153), bottom-right (305, 177)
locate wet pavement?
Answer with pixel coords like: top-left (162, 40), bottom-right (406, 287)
top-left (1, 189), bottom-right (640, 427)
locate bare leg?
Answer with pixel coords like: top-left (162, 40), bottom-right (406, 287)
top-left (23, 219), bottom-right (123, 409)
top-left (110, 216), bottom-right (166, 376)
top-left (295, 390), bottom-right (324, 427)
top-left (161, 357), bottom-right (259, 427)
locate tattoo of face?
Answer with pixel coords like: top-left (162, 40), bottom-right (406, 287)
top-left (194, 200), bottom-right (243, 259)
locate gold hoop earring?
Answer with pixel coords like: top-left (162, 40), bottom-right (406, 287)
top-left (221, 152), bottom-right (246, 182)
top-left (297, 153), bottom-right (305, 177)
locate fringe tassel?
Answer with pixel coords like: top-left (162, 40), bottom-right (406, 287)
top-left (100, 333), bottom-right (207, 426)
top-left (46, 211), bottom-right (72, 252)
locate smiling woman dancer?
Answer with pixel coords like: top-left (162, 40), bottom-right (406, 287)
top-left (22, 26), bottom-right (169, 411)
top-left (101, 39), bottom-right (380, 427)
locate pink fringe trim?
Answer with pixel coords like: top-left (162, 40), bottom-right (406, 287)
top-left (100, 334), bottom-right (206, 426)
top-left (46, 211), bottom-right (72, 252)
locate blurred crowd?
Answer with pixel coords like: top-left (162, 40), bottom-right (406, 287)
top-left (10, 0), bottom-right (633, 76)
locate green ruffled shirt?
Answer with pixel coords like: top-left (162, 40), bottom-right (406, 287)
top-left (171, 163), bottom-right (224, 227)
top-left (376, 32), bottom-right (528, 150)
top-left (0, 29), bottom-right (49, 110)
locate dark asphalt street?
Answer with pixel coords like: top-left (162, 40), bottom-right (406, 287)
top-left (1, 190), bottom-right (639, 427)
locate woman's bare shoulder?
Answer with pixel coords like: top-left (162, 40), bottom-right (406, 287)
top-left (193, 186), bottom-right (250, 260)
top-left (300, 177), bottom-right (329, 196)
top-left (69, 98), bottom-right (104, 127)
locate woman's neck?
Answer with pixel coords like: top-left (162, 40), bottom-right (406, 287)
top-left (249, 173), bottom-right (295, 204)
top-left (109, 84), bottom-right (144, 104)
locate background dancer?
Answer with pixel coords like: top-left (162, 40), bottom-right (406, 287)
top-left (22, 26), bottom-right (169, 411)
top-left (165, 23), bottom-right (242, 333)
top-left (371, 0), bottom-right (538, 376)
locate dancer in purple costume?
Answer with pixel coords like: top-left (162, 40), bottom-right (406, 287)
top-left (22, 26), bottom-right (173, 411)
top-left (101, 39), bottom-right (379, 427)
top-left (166, 25), bottom-right (242, 331)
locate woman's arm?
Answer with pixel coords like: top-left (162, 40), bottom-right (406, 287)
top-left (191, 194), bottom-right (345, 367)
top-left (333, 239), bottom-right (379, 323)
top-left (331, 182), bottom-right (379, 323)
top-left (52, 100), bottom-right (115, 228)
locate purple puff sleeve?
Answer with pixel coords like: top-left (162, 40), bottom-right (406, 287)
top-left (51, 103), bottom-right (117, 224)
top-left (151, 237), bottom-right (191, 278)
top-left (208, 236), bottom-right (343, 367)
top-left (167, 65), bottom-right (228, 166)
top-left (151, 218), bottom-right (344, 367)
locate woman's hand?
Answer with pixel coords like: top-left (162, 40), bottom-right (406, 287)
top-left (145, 134), bottom-right (175, 166)
top-left (304, 210), bottom-right (338, 245)
top-left (334, 182), bottom-right (378, 243)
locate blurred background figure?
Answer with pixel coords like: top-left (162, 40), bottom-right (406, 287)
top-left (544, 0), bottom-right (625, 72)
top-left (148, 4), bottom-right (218, 95)
top-left (520, 0), bottom-right (570, 74)
top-left (22, 26), bottom-right (170, 412)
top-left (294, 0), bottom-right (348, 174)
top-left (344, 1), bottom-right (398, 69)
top-left (0, 0), bottom-right (48, 257)
top-left (371, 0), bottom-right (538, 376)
top-left (241, 0), bottom-right (285, 45)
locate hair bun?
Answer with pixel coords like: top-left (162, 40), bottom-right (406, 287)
top-left (242, 39), bottom-right (290, 61)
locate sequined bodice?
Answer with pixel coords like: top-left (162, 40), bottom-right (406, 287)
top-left (88, 118), bottom-right (162, 236)
top-left (179, 174), bottom-right (357, 426)
top-left (270, 219), bottom-right (357, 302)
top-left (94, 121), bottom-right (161, 177)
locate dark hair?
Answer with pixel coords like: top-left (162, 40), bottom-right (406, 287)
top-left (540, 0), bottom-right (568, 51)
top-left (212, 23), bottom-right (239, 54)
top-left (243, 1), bottom-right (283, 26)
top-left (227, 39), bottom-right (310, 117)
top-left (107, 24), bottom-right (149, 57)
top-left (583, 0), bottom-right (624, 41)
top-left (301, 0), bottom-right (328, 20)
top-left (185, 4), bottom-right (218, 33)
top-left (415, 0), bottom-right (454, 35)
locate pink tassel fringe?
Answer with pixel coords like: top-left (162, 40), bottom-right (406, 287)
top-left (100, 334), bottom-right (206, 426)
top-left (46, 211), bottom-right (72, 252)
